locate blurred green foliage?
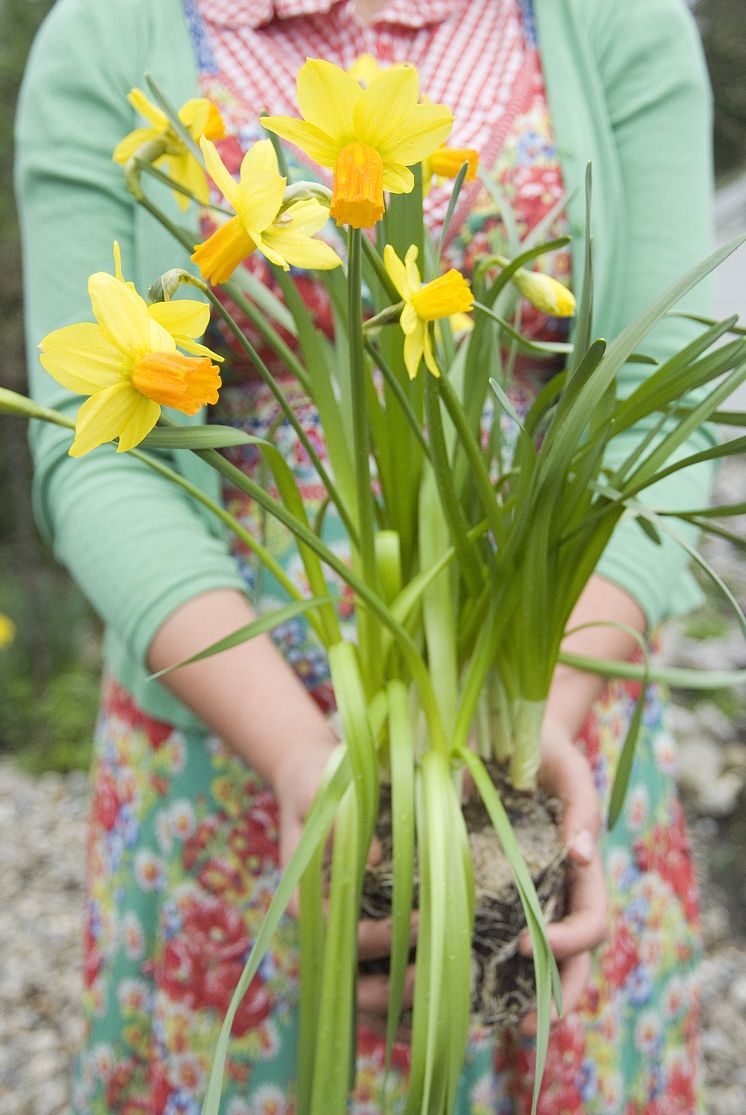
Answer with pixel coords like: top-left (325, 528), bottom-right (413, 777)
top-left (0, 0), bottom-right (744, 774)
top-left (0, 0), bottom-right (99, 774)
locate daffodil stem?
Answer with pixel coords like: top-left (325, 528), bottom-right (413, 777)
top-left (135, 159), bottom-right (233, 216)
top-left (126, 445), bottom-right (327, 642)
top-left (190, 444), bottom-right (444, 744)
top-left (361, 235), bottom-right (401, 303)
top-left (348, 227), bottom-right (380, 679)
top-left (436, 374), bottom-right (505, 544)
top-left (363, 340), bottom-right (431, 459)
top-left (174, 272), bottom-right (360, 548)
top-left (361, 302), bottom-right (404, 332)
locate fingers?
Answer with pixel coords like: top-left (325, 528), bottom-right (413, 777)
top-left (520, 950), bottom-right (592, 1037)
top-left (519, 841), bottom-right (608, 964)
top-left (357, 914), bottom-right (418, 961)
top-left (358, 963), bottom-right (416, 1041)
top-left (357, 962), bottom-right (416, 1015)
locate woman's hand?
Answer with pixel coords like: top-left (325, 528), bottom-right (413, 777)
top-left (518, 716), bottom-right (608, 1036)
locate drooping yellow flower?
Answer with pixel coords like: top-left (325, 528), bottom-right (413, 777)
top-left (422, 145), bottom-right (479, 195)
top-left (511, 266), bottom-right (575, 317)
top-left (113, 89), bottom-right (225, 211)
top-left (384, 244), bottom-right (474, 379)
top-left (192, 138), bottom-right (342, 283)
top-left (262, 59), bottom-right (453, 229)
top-left (40, 264), bottom-right (223, 457)
top-left (0, 614), bottom-right (15, 650)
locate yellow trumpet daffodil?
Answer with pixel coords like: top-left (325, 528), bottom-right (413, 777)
top-left (40, 257), bottom-right (223, 457)
top-left (0, 614), bottom-right (16, 650)
top-left (192, 138), bottom-right (342, 283)
top-left (384, 244), bottom-right (474, 379)
top-left (262, 59), bottom-right (453, 229)
top-left (113, 88), bottom-right (225, 211)
top-left (422, 145), bottom-right (479, 195)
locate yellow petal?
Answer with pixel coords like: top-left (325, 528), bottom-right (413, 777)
top-left (428, 147), bottom-right (479, 181)
top-left (179, 97), bottom-right (209, 135)
top-left (383, 244), bottom-right (408, 299)
top-left (112, 126), bottom-right (159, 165)
top-left (200, 136), bottom-right (239, 208)
top-left (262, 225), bottom-right (341, 270)
top-left (382, 162), bottom-right (415, 194)
top-left (423, 327), bottom-right (441, 377)
top-left (235, 141), bottom-right (286, 232)
top-left (250, 231), bottom-right (292, 270)
top-left (403, 325), bottom-right (425, 380)
top-left (378, 103), bottom-right (454, 166)
top-left (172, 336), bottom-right (224, 360)
top-left (112, 241), bottom-right (125, 283)
top-left (127, 88), bottom-right (167, 131)
top-left (404, 245), bottom-right (421, 292)
top-left (165, 151), bottom-right (209, 208)
top-left (260, 116), bottom-right (340, 168)
top-left (348, 53), bottom-right (384, 88)
top-left (40, 323), bottom-right (130, 394)
top-left (278, 197), bottom-right (332, 237)
top-left (70, 382), bottom-right (160, 456)
top-left (400, 302), bottom-right (419, 336)
top-left (353, 64), bottom-right (420, 149)
top-left (88, 272), bottom-right (156, 357)
top-left (296, 59), bottom-right (360, 144)
top-left (147, 299), bottom-right (210, 341)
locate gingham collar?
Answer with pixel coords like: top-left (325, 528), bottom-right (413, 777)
top-left (205, 0), bottom-right (455, 30)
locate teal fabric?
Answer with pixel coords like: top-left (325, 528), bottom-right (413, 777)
top-left (15, 0), bottom-right (716, 730)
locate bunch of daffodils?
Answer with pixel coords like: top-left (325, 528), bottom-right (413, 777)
top-left (7, 56), bottom-right (745, 1115)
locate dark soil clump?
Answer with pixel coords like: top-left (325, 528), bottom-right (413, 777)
top-left (360, 763), bottom-right (567, 1029)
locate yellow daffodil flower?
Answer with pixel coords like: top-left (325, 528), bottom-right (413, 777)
top-left (384, 244), bottom-right (474, 379)
top-left (192, 138), bottom-right (342, 283)
top-left (510, 265), bottom-right (575, 317)
top-left (0, 614), bottom-right (15, 650)
top-left (113, 88), bottom-right (225, 211)
top-left (262, 59), bottom-right (453, 229)
top-left (40, 260), bottom-right (223, 457)
top-left (422, 145), bottom-right (479, 195)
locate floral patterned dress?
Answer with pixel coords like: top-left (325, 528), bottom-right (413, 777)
top-left (73, 2), bottom-right (705, 1113)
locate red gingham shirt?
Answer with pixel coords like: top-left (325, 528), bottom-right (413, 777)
top-left (196, 0), bottom-right (534, 233)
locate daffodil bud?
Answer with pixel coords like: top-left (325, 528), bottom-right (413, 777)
top-left (512, 267), bottom-right (575, 318)
top-left (148, 269), bottom-right (191, 303)
top-left (282, 181), bottom-right (333, 208)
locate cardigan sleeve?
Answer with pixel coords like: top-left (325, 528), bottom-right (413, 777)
top-left (589, 0), bottom-right (719, 626)
top-left (15, 0), bottom-right (245, 673)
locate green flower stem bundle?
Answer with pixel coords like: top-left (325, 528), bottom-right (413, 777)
top-left (6, 65), bottom-right (746, 1115)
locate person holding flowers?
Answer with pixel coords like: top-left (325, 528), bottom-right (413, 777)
top-left (16, 0), bottom-right (715, 1111)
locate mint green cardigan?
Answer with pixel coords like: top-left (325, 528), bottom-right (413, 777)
top-left (15, 0), bottom-right (716, 731)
